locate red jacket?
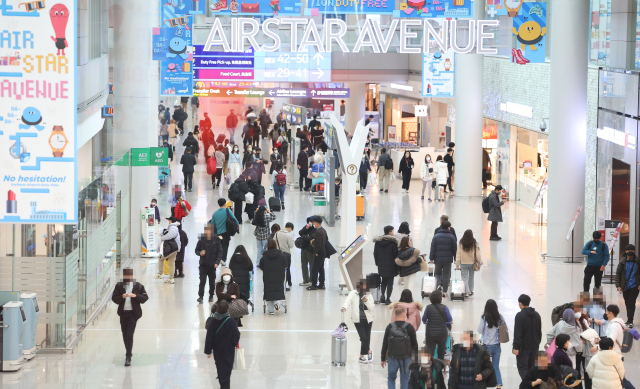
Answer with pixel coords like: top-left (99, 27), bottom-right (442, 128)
top-left (226, 114), bottom-right (238, 128)
top-left (174, 200), bottom-right (192, 220)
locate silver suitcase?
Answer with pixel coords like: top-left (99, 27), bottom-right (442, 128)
top-left (373, 286), bottom-right (381, 304)
top-left (331, 312), bottom-right (348, 366)
top-left (450, 269), bottom-right (466, 301)
top-left (421, 275), bottom-right (437, 298)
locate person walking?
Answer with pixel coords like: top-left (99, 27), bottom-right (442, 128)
top-left (259, 109), bottom-right (272, 139)
top-left (434, 215), bottom-right (457, 238)
top-left (341, 279), bottom-right (375, 364)
top-left (155, 217), bottom-right (181, 284)
top-left (180, 147), bottom-right (196, 192)
top-left (271, 162), bottom-right (287, 210)
top-left (159, 120), bottom-right (169, 144)
top-left (204, 301), bottom-right (241, 389)
top-left (513, 294), bottom-right (543, 379)
top-left (381, 306), bottom-right (419, 389)
top-left (582, 231), bottom-right (610, 292)
top-left (251, 121), bottom-right (261, 148)
top-left (216, 268), bottom-right (240, 303)
top-left (429, 221), bottom-right (457, 297)
top-left (195, 225), bottom-right (222, 303)
top-left (434, 155), bottom-right (448, 201)
top-left (586, 337), bottom-right (625, 389)
top-left (253, 206), bottom-right (277, 260)
top-left (615, 244), bottom-right (640, 326)
top-left (307, 216), bottom-right (329, 291)
top-left (374, 225), bottom-right (399, 305)
top-left (420, 154), bottom-right (434, 201)
top-left (227, 245), bottom-right (253, 325)
top-left (478, 299), bottom-right (505, 389)
top-left (190, 96), bottom-right (198, 119)
top-left (377, 148), bottom-right (391, 193)
top-left (395, 236), bottom-right (422, 292)
top-left (241, 119), bottom-right (252, 149)
top-left (399, 151), bottom-right (414, 193)
top-left (421, 290), bottom-right (452, 361)
top-left (112, 268), bottom-right (148, 366)
top-left (226, 109), bottom-right (238, 143)
top-left (174, 228), bottom-right (188, 278)
top-left (455, 229), bottom-right (481, 297)
top-left (443, 148), bottom-right (455, 193)
top-left (210, 198), bottom-right (239, 262)
top-left (269, 148), bottom-right (284, 180)
top-left (183, 131), bottom-right (199, 156)
top-left (298, 217), bottom-right (316, 286)
top-left (228, 144), bottom-right (242, 182)
top-left (448, 331), bottom-right (495, 389)
top-left (488, 185), bottom-right (504, 240)
top-left (180, 96), bottom-right (188, 112)
top-left (546, 308), bottom-right (583, 368)
top-left (211, 146), bottom-right (225, 189)
top-left (297, 144), bottom-right (310, 192)
top-left (519, 352), bottom-right (563, 389)
top-left (258, 239), bottom-right (288, 315)
top-left (359, 153), bottom-right (372, 192)
top-left (389, 289), bottom-right (422, 332)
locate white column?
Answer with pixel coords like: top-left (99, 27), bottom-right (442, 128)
top-left (547, 0), bottom-right (589, 258)
top-left (113, 0), bottom-right (157, 255)
top-left (453, 0), bottom-right (485, 198)
top-left (344, 82), bottom-right (366, 135)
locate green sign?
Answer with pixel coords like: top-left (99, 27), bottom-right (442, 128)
top-left (114, 151), bottom-right (130, 166)
top-left (131, 148), bottom-right (168, 166)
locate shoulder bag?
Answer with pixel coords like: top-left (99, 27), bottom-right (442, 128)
top-left (473, 246), bottom-right (483, 271)
top-left (498, 318), bottom-right (510, 343)
top-left (228, 299), bottom-right (249, 318)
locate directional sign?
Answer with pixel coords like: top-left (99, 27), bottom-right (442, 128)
top-left (193, 87), bottom-right (350, 98)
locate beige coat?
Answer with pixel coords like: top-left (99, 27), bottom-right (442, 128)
top-left (455, 243), bottom-right (481, 266)
top-left (586, 350), bottom-right (624, 389)
top-left (168, 123), bottom-right (178, 137)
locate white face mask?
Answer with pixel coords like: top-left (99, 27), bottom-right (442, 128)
top-left (222, 275), bottom-right (231, 283)
top-left (575, 312), bottom-right (582, 319)
top-left (462, 339), bottom-right (472, 348)
top-left (247, 148), bottom-right (252, 152)
top-left (234, 147), bottom-right (238, 151)
top-left (427, 158), bottom-right (431, 162)
top-left (566, 341), bottom-right (573, 350)
top-left (421, 356), bottom-right (430, 364)
top-left (274, 151), bottom-right (278, 155)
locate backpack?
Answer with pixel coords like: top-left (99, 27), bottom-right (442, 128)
top-left (384, 157), bottom-right (393, 170)
top-left (207, 144), bottom-right (215, 157)
top-left (295, 236), bottom-right (308, 249)
top-left (387, 322), bottom-right (411, 359)
top-left (207, 157), bottom-right (217, 175)
top-left (312, 163), bottom-right (324, 173)
top-left (614, 322), bottom-right (634, 353)
top-left (225, 208), bottom-right (239, 236)
top-left (228, 182), bottom-right (241, 202)
top-left (275, 170), bottom-right (287, 186)
top-left (482, 195), bottom-right (492, 213)
top-left (551, 302), bottom-right (574, 325)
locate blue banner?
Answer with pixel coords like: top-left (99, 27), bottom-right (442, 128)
top-left (511, 2), bottom-right (546, 64)
top-left (159, 10), bottom-right (193, 95)
top-left (395, 0), bottom-right (473, 18)
top-left (206, 0), bottom-right (301, 16)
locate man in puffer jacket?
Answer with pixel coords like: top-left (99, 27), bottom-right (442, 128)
top-left (428, 221), bottom-right (457, 297)
top-left (374, 225), bottom-right (399, 305)
top-left (586, 337), bottom-right (625, 389)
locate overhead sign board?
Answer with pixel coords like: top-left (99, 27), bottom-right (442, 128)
top-left (0, 0), bottom-right (78, 223)
top-left (283, 103), bottom-right (307, 125)
top-left (193, 87), bottom-right (350, 98)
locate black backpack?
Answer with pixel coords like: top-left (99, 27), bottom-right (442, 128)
top-left (228, 183), bottom-right (241, 202)
top-left (295, 236), bottom-right (308, 249)
top-left (225, 208), bottom-right (239, 236)
top-left (551, 302), bottom-right (574, 325)
top-left (387, 322), bottom-right (411, 359)
top-left (385, 157), bottom-right (393, 170)
top-left (482, 195), bottom-right (492, 214)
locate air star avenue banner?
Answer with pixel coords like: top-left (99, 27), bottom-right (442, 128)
top-left (0, 0), bottom-right (78, 223)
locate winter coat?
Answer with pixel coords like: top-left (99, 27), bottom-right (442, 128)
top-left (399, 157), bottom-right (414, 174)
top-left (553, 347), bottom-right (573, 368)
top-left (434, 225), bottom-right (457, 239)
top-left (228, 255), bottom-right (253, 300)
top-left (434, 161), bottom-right (449, 185)
top-left (373, 235), bottom-right (399, 278)
top-left (297, 150), bottom-right (309, 170)
top-left (586, 350), bottom-right (625, 389)
top-left (183, 134), bottom-right (199, 154)
top-left (194, 237), bottom-right (223, 268)
top-left (395, 247), bottom-right (422, 277)
top-left (215, 280), bottom-right (240, 302)
top-left (606, 318), bottom-right (627, 355)
top-left (204, 314), bottom-right (240, 384)
top-left (112, 282), bottom-right (148, 319)
top-left (455, 243), bottom-right (480, 266)
top-left (180, 153), bottom-right (197, 173)
top-left (226, 113), bottom-right (238, 128)
top-left (519, 364), bottom-right (563, 389)
top-left (420, 161), bottom-right (434, 181)
top-left (168, 123), bottom-right (178, 137)
top-left (269, 152), bottom-right (283, 174)
top-left (546, 320), bottom-right (583, 356)
top-left (448, 344), bottom-right (494, 389)
top-left (424, 303), bottom-right (451, 340)
top-left (429, 229), bottom-right (457, 264)
top-left (272, 230), bottom-right (294, 254)
top-left (615, 252), bottom-right (640, 291)
top-left (408, 359), bottom-right (447, 389)
top-left (342, 289), bottom-right (374, 323)
top-left (298, 224), bottom-right (316, 254)
top-left (161, 222), bottom-right (181, 252)
top-left (582, 240), bottom-right (610, 267)
top-left (443, 153), bottom-right (455, 172)
top-left (176, 229), bottom-right (189, 262)
top-left (487, 191), bottom-right (504, 222)
top-left (359, 157), bottom-right (371, 174)
top-left (513, 307), bottom-right (542, 351)
top-left (258, 248), bottom-right (289, 301)
top-left (377, 153), bottom-right (390, 172)
top-left (389, 301), bottom-right (423, 331)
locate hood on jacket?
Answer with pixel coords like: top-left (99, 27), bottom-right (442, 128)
top-left (388, 301), bottom-right (423, 312)
top-left (374, 235), bottom-right (399, 246)
top-left (395, 248), bottom-right (420, 266)
top-left (262, 248), bottom-right (282, 260)
top-left (580, 328), bottom-right (599, 347)
top-left (521, 307), bottom-right (539, 319)
top-left (596, 350), bottom-right (623, 366)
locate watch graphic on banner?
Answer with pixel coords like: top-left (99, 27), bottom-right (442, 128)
top-left (49, 126), bottom-right (69, 157)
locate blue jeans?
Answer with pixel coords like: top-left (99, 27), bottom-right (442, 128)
top-left (485, 343), bottom-right (502, 386)
top-left (387, 357), bottom-right (411, 389)
top-left (273, 184), bottom-right (286, 202)
top-left (257, 239), bottom-right (268, 259)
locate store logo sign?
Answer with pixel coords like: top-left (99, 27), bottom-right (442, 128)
top-left (390, 83), bottom-right (414, 91)
top-left (500, 102), bottom-right (532, 118)
top-left (597, 127), bottom-right (637, 149)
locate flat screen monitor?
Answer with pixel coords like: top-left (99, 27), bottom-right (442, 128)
top-left (341, 235), bottom-right (363, 259)
top-left (33, 297), bottom-right (39, 313)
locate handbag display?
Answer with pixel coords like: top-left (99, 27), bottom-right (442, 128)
top-left (233, 346), bottom-right (246, 370)
top-left (240, 0), bottom-right (259, 12)
top-left (228, 298), bottom-right (249, 318)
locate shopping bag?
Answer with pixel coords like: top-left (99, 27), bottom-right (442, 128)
top-left (233, 347), bottom-right (246, 370)
top-left (368, 172), bottom-right (376, 186)
top-left (163, 259), bottom-right (170, 275)
top-left (390, 173), bottom-right (396, 182)
top-left (225, 174), bottom-right (231, 185)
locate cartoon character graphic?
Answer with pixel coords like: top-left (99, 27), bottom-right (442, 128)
top-left (444, 58), bottom-right (452, 71)
top-left (504, 0), bottom-right (523, 16)
top-left (270, 0), bottom-right (279, 16)
top-left (166, 37), bottom-right (188, 59)
top-left (49, 4), bottom-right (70, 56)
top-left (167, 63), bottom-right (177, 72)
top-left (19, 107), bottom-right (45, 131)
top-left (512, 20), bottom-right (547, 51)
top-left (229, 0), bottom-right (238, 13)
top-left (529, 4), bottom-right (543, 17)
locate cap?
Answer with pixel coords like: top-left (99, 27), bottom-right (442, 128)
top-left (625, 244), bottom-right (635, 251)
top-left (221, 268), bottom-right (233, 276)
top-left (166, 216), bottom-right (177, 223)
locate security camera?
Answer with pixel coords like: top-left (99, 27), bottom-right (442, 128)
top-left (540, 118), bottom-right (549, 132)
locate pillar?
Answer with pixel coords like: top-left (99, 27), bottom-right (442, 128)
top-left (344, 82), bottom-right (366, 135)
top-left (112, 0), bottom-right (157, 256)
top-left (453, 0), bottom-right (485, 198)
top-left (609, 0), bottom-right (636, 69)
top-left (547, 0), bottom-right (589, 258)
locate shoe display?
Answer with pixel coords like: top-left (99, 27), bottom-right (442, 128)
top-left (210, 0), bottom-right (228, 11)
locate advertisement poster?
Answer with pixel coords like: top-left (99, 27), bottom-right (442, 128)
top-left (159, 8), bottom-right (193, 95)
top-left (604, 220), bottom-right (622, 276)
top-left (396, 0), bottom-right (473, 18)
top-left (422, 49), bottom-right (455, 97)
top-left (511, 2), bottom-right (546, 64)
top-left (208, 0), bottom-right (301, 16)
top-left (0, 0), bottom-right (78, 223)
top-left (164, 0), bottom-right (206, 14)
top-left (307, 0), bottom-right (394, 15)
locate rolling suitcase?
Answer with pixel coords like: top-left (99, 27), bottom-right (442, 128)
top-left (421, 275), bottom-right (437, 298)
top-left (449, 269), bottom-right (466, 301)
top-left (268, 196), bottom-right (281, 211)
top-left (331, 312), bottom-right (348, 367)
top-left (356, 195), bottom-right (364, 220)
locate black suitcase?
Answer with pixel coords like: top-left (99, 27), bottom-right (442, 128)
top-left (269, 196), bottom-right (281, 211)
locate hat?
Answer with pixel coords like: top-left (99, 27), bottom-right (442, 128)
top-left (221, 268), bottom-right (232, 277)
top-left (630, 328), bottom-right (640, 340)
top-left (166, 216), bottom-right (177, 223)
top-left (625, 244), bottom-right (635, 251)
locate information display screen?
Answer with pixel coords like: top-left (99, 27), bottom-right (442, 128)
top-left (341, 235), bottom-right (364, 259)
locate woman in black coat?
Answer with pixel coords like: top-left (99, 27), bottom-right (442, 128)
top-left (204, 301), bottom-right (241, 389)
top-left (228, 245), bottom-right (254, 301)
top-left (399, 150), bottom-right (415, 192)
top-left (373, 225), bottom-right (399, 305)
top-left (258, 239), bottom-right (289, 315)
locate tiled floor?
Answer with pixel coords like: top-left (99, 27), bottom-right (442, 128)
top-left (5, 124), bottom-right (640, 389)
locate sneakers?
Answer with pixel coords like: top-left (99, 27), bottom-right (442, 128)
top-left (469, 291), bottom-right (474, 296)
top-left (421, 196), bottom-right (424, 200)
top-left (197, 297), bottom-right (203, 303)
top-left (626, 322), bottom-right (634, 328)
top-left (299, 282), bottom-right (311, 286)
top-left (318, 285), bottom-right (326, 290)
top-left (428, 198), bottom-right (433, 202)
top-left (358, 356), bottom-right (368, 364)
top-left (380, 189), bottom-right (384, 192)
top-left (384, 189), bottom-right (388, 193)
top-left (270, 186), bottom-right (273, 190)
top-left (286, 287), bottom-right (291, 291)
top-left (210, 0), bottom-right (228, 11)
top-left (165, 279), bottom-right (175, 284)
top-left (368, 352), bottom-right (373, 363)
top-left (154, 274), bottom-right (163, 279)
top-left (269, 311), bottom-right (275, 315)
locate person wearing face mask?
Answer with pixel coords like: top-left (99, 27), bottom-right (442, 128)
top-left (243, 145), bottom-right (253, 168)
top-left (519, 352), bottom-right (563, 389)
top-left (359, 153), bottom-right (372, 192)
top-left (552, 334), bottom-right (574, 368)
top-left (195, 225), bottom-right (223, 303)
top-left (341, 280), bottom-right (375, 364)
top-left (615, 244), bottom-right (640, 327)
top-left (448, 331), bottom-right (495, 389)
top-left (297, 144), bottom-right (310, 192)
top-left (407, 347), bottom-right (446, 389)
top-left (269, 147), bottom-right (284, 189)
top-left (547, 309), bottom-right (583, 368)
top-left (586, 337), bottom-right (625, 389)
top-left (420, 154), bottom-right (434, 201)
top-left (112, 268), bottom-right (149, 366)
top-left (399, 151), bottom-right (415, 194)
top-left (241, 119), bottom-right (253, 149)
top-left (228, 144), bottom-right (242, 182)
top-left (215, 269), bottom-right (241, 317)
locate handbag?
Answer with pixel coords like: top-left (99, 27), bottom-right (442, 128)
top-left (163, 259), bottom-right (170, 275)
top-left (419, 256), bottom-right (430, 272)
top-left (228, 299), bottom-right (249, 318)
top-left (233, 346), bottom-right (246, 370)
top-left (498, 320), bottom-right (510, 343)
top-left (545, 338), bottom-right (557, 362)
top-left (473, 247), bottom-right (483, 271)
top-left (240, 0), bottom-right (259, 12)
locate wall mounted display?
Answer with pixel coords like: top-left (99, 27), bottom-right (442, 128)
top-left (422, 49), bottom-right (455, 97)
top-left (307, 0), bottom-right (394, 15)
top-left (207, 0), bottom-right (301, 16)
top-left (396, 0), bottom-right (473, 18)
top-left (282, 103), bottom-right (306, 124)
top-left (158, 8), bottom-right (193, 95)
top-left (511, 2), bottom-right (546, 64)
top-left (0, 0), bottom-right (78, 223)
